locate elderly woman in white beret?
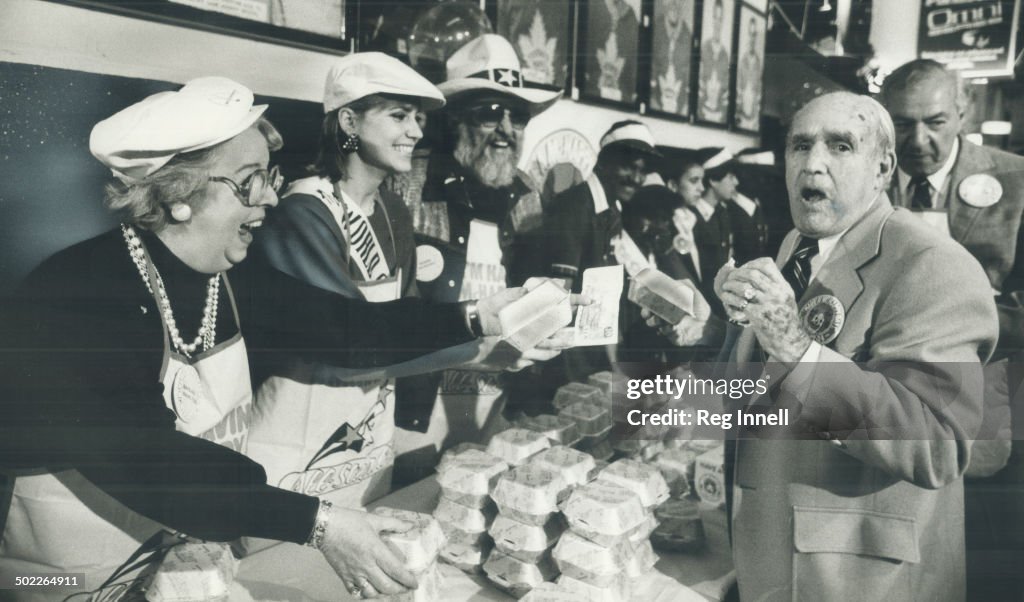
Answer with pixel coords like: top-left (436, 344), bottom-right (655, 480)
top-left (0, 76), bottom-right (526, 600)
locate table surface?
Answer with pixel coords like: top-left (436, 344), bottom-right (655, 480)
top-left (236, 477), bottom-right (735, 602)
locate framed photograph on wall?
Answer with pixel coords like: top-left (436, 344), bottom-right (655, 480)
top-left (649, 0), bottom-right (697, 118)
top-left (695, 0), bottom-right (734, 125)
top-left (579, 0), bottom-right (643, 105)
top-left (62, 0), bottom-right (350, 54)
top-left (495, 0), bottom-right (574, 90)
top-left (733, 3), bottom-right (766, 133)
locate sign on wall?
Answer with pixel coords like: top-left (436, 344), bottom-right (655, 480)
top-left (918, 0), bottom-right (1021, 78)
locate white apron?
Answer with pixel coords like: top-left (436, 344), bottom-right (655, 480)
top-left (247, 179), bottom-right (398, 510)
top-left (0, 268), bottom-right (252, 602)
top-left (394, 220), bottom-right (511, 460)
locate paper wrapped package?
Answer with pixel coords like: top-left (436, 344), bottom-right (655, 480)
top-left (519, 414), bottom-right (582, 447)
top-left (499, 279), bottom-right (573, 352)
top-left (653, 447), bottom-right (699, 497)
top-left (434, 497), bottom-right (496, 547)
top-left (560, 482), bottom-right (646, 547)
top-left (146, 543), bottom-right (237, 602)
top-left (439, 541), bottom-right (491, 574)
top-left (483, 550), bottom-right (559, 598)
top-left (557, 574), bottom-right (633, 602)
top-left (436, 449), bottom-right (509, 508)
top-left (487, 428), bottom-right (552, 466)
top-left (436, 442), bottom-right (485, 474)
top-left (518, 582), bottom-right (590, 602)
top-left (558, 402), bottom-right (612, 439)
top-left (651, 498), bottom-right (705, 553)
top-left (626, 268), bottom-right (696, 325)
top-left (552, 382), bottom-right (606, 412)
top-left (492, 464), bottom-right (570, 526)
top-left (385, 561), bottom-right (444, 602)
top-left (529, 445), bottom-right (596, 487)
top-left (694, 445), bottom-right (726, 508)
top-left (596, 459), bottom-right (670, 509)
top-left (552, 531), bottom-right (631, 587)
top-left (372, 508), bottom-right (447, 573)
top-left (624, 539), bottom-right (658, 579)
top-left (490, 514), bottom-right (566, 563)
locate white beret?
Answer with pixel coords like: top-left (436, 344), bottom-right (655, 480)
top-left (323, 52), bottom-right (445, 113)
top-left (89, 76), bottom-right (267, 183)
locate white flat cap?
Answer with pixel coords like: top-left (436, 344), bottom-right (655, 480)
top-left (90, 76), bottom-right (267, 183)
top-left (323, 52), bottom-right (445, 113)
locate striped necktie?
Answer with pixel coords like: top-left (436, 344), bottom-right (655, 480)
top-left (910, 176), bottom-right (932, 210)
top-left (782, 236), bottom-right (818, 300)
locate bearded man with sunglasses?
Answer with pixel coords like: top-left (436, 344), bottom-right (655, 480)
top-left (384, 34), bottom-right (562, 481)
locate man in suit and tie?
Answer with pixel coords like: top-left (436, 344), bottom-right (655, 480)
top-left (704, 91), bottom-right (997, 600)
top-left (881, 58), bottom-right (1024, 597)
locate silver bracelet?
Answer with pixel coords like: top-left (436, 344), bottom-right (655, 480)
top-left (305, 498), bottom-right (333, 550)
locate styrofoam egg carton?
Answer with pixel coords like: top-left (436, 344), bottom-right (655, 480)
top-left (627, 513), bottom-right (659, 545)
top-left (586, 371), bottom-right (621, 404)
top-left (433, 497), bottom-right (495, 547)
top-left (552, 382), bottom-right (606, 412)
top-left (372, 508), bottom-right (447, 574)
top-left (559, 402), bottom-right (612, 437)
top-left (490, 514), bottom-right (566, 563)
top-left (551, 531), bottom-right (631, 587)
top-left (146, 543), bottom-right (237, 602)
top-left (518, 581), bottom-right (590, 602)
top-left (436, 449), bottom-right (509, 508)
top-left (436, 442), bottom-right (486, 474)
top-left (595, 458), bottom-right (670, 509)
top-left (384, 560), bottom-right (443, 602)
top-left (528, 445), bottom-right (596, 487)
top-left (487, 428), bottom-right (552, 466)
top-left (492, 464), bottom-right (570, 526)
top-left (560, 482), bottom-right (646, 547)
top-left (624, 539), bottom-right (658, 579)
top-left (439, 541), bottom-right (491, 574)
top-left (653, 447), bottom-right (699, 497)
top-left (483, 549), bottom-right (560, 599)
top-left (519, 414), bottom-right (582, 447)
top-left (499, 279), bottom-right (572, 352)
top-left (556, 574), bottom-right (633, 602)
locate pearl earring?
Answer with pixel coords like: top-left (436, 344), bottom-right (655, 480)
top-left (170, 203), bottom-right (192, 222)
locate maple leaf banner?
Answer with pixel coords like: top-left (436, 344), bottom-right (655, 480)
top-left (497, 0), bottom-right (572, 87)
top-left (918, 0), bottom-right (1021, 78)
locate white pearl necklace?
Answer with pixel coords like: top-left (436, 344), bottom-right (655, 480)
top-left (121, 224), bottom-right (220, 358)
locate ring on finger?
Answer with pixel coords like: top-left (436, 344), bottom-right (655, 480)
top-left (743, 287), bottom-right (757, 301)
top-left (739, 300), bottom-right (750, 310)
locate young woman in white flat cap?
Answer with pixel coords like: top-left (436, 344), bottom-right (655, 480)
top-left (0, 76), bottom-right (526, 600)
top-left (248, 53), bottom-right (449, 512)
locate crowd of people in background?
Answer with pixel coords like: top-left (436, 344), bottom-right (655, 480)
top-left (2, 24), bottom-right (1023, 602)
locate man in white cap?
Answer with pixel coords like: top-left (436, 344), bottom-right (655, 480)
top-left (384, 33), bottom-right (561, 480)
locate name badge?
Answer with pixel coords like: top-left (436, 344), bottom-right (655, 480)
top-left (798, 294), bottom-right (845, 345)
top-left (958, 174), bottom-right (1002, 208)
top-left (172, 364), bottom-right (205, 424)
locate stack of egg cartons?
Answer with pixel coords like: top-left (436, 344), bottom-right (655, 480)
top-left (593, 459), bottom-right (668, 582)
top-left (484, 428), bottom-right (565, 598)
top-left (434, 448), bottom-right (508, 573)
top-left (553, 383), bottom-right (614, 462)
top-left (372, 508), bottom-right (448, 602)
top-left (554, 478), bottom-right (648, 601)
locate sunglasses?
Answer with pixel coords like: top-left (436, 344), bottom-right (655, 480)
top-left (464, 103), bottom-right (531, 130)
top-left (209, 165), bottom-right (283, 207)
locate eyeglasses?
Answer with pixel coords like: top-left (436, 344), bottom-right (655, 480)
top-left (209, 165), bottom-right (283, 207)
top-left (464, 103), bottom-right (531, 130)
